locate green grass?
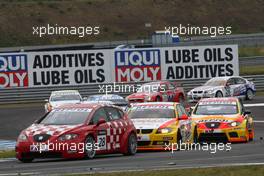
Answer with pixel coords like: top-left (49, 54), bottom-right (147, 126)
top-left (0, 150), bottom-right (15, 158)
top-left (240, 65), bottom-right (264, 75)
top-left (70, 165), bottom-right (264, 176)
top-left (239, 47), bottom-right (264, 57)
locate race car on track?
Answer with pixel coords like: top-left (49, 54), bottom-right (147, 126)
top-left (16, 103), bottom-right (137, 162)
top-left (128, 102), bottom-right (196, 150)
top-left (187, 76), bottom-right (256, 102)
top-left (191, 97), bottom-right (254, 143)
top-left (86, 94), bottom-right (128, 110)
top-left (126, 81), bottom-right (185, 104)
top-left (44, 90), bottom-right (83, 112)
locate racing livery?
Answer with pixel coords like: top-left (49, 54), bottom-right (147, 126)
top-left (126, 81), bottom-right (185, 104)
top-left (44, 90), bottom-right (83, 113)
top-left (16, 103), bottom-right (137, 162)
top-left (191, 97), bottom-right (254, 143)
top-left (187, 76), bottom-right (256, 102)
top-left (128, 102), bottom-right (196, 150)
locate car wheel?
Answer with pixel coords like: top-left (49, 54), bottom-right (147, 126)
top-left (176, 131), bottom-right (182, 151)
top-left (193, 127), bottom-right (199, 143)
top-left (246, 89), bottom-right (254, 100)
top-left (19, 158), bottom-right (33, 163)
top-left (156, 96), bottom-right (161, 102)
top-left (215, 91), bottom-right (223, 98)
top-left (85, 135), bottom-right (96, 159)
top-left (124, 133), bottom-right (137, 155)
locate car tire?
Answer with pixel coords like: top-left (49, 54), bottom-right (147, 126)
top-left (124, 133), bottom-right (137, 156)
top-left (176, 131), bottom-right (182, 151)
top-left (193, 127), bottom-right (199, 143)
top-left (84, 135), bottom-right (96, 159)
top-left (246, 89), bottom-right (254, 100)
top-left (156, 96), bottom-right (161, 102)
top-left (215, 91), bottom-right (223, 98)
top-left (19, 158), bottom-right (33, 163)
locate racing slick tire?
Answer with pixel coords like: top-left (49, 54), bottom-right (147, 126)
top-left (246, 89), bottom-right (254, 100)
top-left (193, 127), bottom-right (199, 143)
top-left (176, 130), bottom-right (182, 151)
top-left (124, 133), bottom-right (137, 156)
top-left (18, 158), bottom-right (34, 163)
top-left (215, 91), bottom-right (223, 98)
top-left (156, 96), bottom-right (161, 102)
top-left (84, 135), bottom-right (96, 159)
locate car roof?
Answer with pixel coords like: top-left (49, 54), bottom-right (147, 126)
top-left (51, 90), bottom-right (79, 95)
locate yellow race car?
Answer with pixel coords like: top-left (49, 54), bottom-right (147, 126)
top-left (128, 102), bottom-right (196, 150)
top-left (191, 97), bottom-right (254, 143)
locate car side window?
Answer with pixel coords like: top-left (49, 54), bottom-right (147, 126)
top-left (105, 107), bottom-right (122, 120)
top-left (179, 105), bottom-right (187, 115)
top-left (90, 108), bottom-right (109, 125)
top-left (227, 78), bottom-right (236, 85)
top-left (235, 78), bottom-right (246, 84)
top-left (176, 105), bottom-right (183, 117)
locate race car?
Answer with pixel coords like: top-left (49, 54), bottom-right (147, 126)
top-left (44, 90), bottom-right (83, 112)
top-left (126, 81), bottom-right (185, 104)
top-left (187, 76), bottom-right (256, 102)
top-left (191, 97), bottom-right (254, 143)
top-left (16, 103), bottom-right (137, 162)
top-left (86, 94), bottom-right (128, 110)
top-left (128, 102), bottom-right (196, 150)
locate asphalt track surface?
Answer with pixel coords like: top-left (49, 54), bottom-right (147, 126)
top-left (0, 97), bottom-right (264, 175)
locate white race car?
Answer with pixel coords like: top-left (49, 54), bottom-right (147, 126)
top-left (44, 90), bottom-right (83, 113)
top-left (187, 76), bottom-right (256, 102)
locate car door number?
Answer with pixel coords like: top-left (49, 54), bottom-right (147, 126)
top-left (97, 135), bottom-right (106, 150)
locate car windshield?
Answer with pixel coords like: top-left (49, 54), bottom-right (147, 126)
top-left (40, 109), bottom-right (91, 125)
top-left (204, 79), bottom-right (226, 86)
top-left (128, 106), bottom-right (175, 119)
top-left (50, 94), bottom-right (81, 101)
top-left (137, 84), bottom-right (160, 93)
top-left (193, 103), bottom-right (238, 115)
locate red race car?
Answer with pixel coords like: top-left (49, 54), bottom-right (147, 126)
top-left (16, 103), bottom-right (137, 162)
top-left (126, 81), bottom-right (185, 104)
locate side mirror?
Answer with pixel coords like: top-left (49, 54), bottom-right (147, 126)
top-left (179, 114), bottom-right (188, 120)
top-left (96, 118), bottom-right (106, 126)
top-left (244, 110), bottom-right (251, 115)
top-left (44, 99), bottom-right (49, 102)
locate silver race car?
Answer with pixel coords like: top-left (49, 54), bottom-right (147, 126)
top-left (187, 76), bottom-right (256, 102)
top-left (44, 90), bottom-right (83, 112)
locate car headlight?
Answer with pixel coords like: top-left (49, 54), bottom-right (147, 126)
top-left (144, 95), bottom-right (152, 101)
top-left (18, 133), bottom-right (28, 142)
top-left (157, 128), bottom-right (172, 134)
top-left (229, 121), bottom-right (241, 127)
top-left (58, 134), bottom-right (78, 141)
top-left (187, 91), bottom-right (192, 95)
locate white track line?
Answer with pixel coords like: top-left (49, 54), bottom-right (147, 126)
top-left (244, 103), bottom-right (264, 107)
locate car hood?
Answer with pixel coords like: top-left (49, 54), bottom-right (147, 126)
top-left (191, 114), bottom-right (240, 123)
top-left (190, 86), bottom-right (223, 92)
top-left (50, 100), bottom-right (81, 107)
top-left (24, 124), bottom-right (83, 137)
top-left (131, 118), bottom-right (175, 129)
